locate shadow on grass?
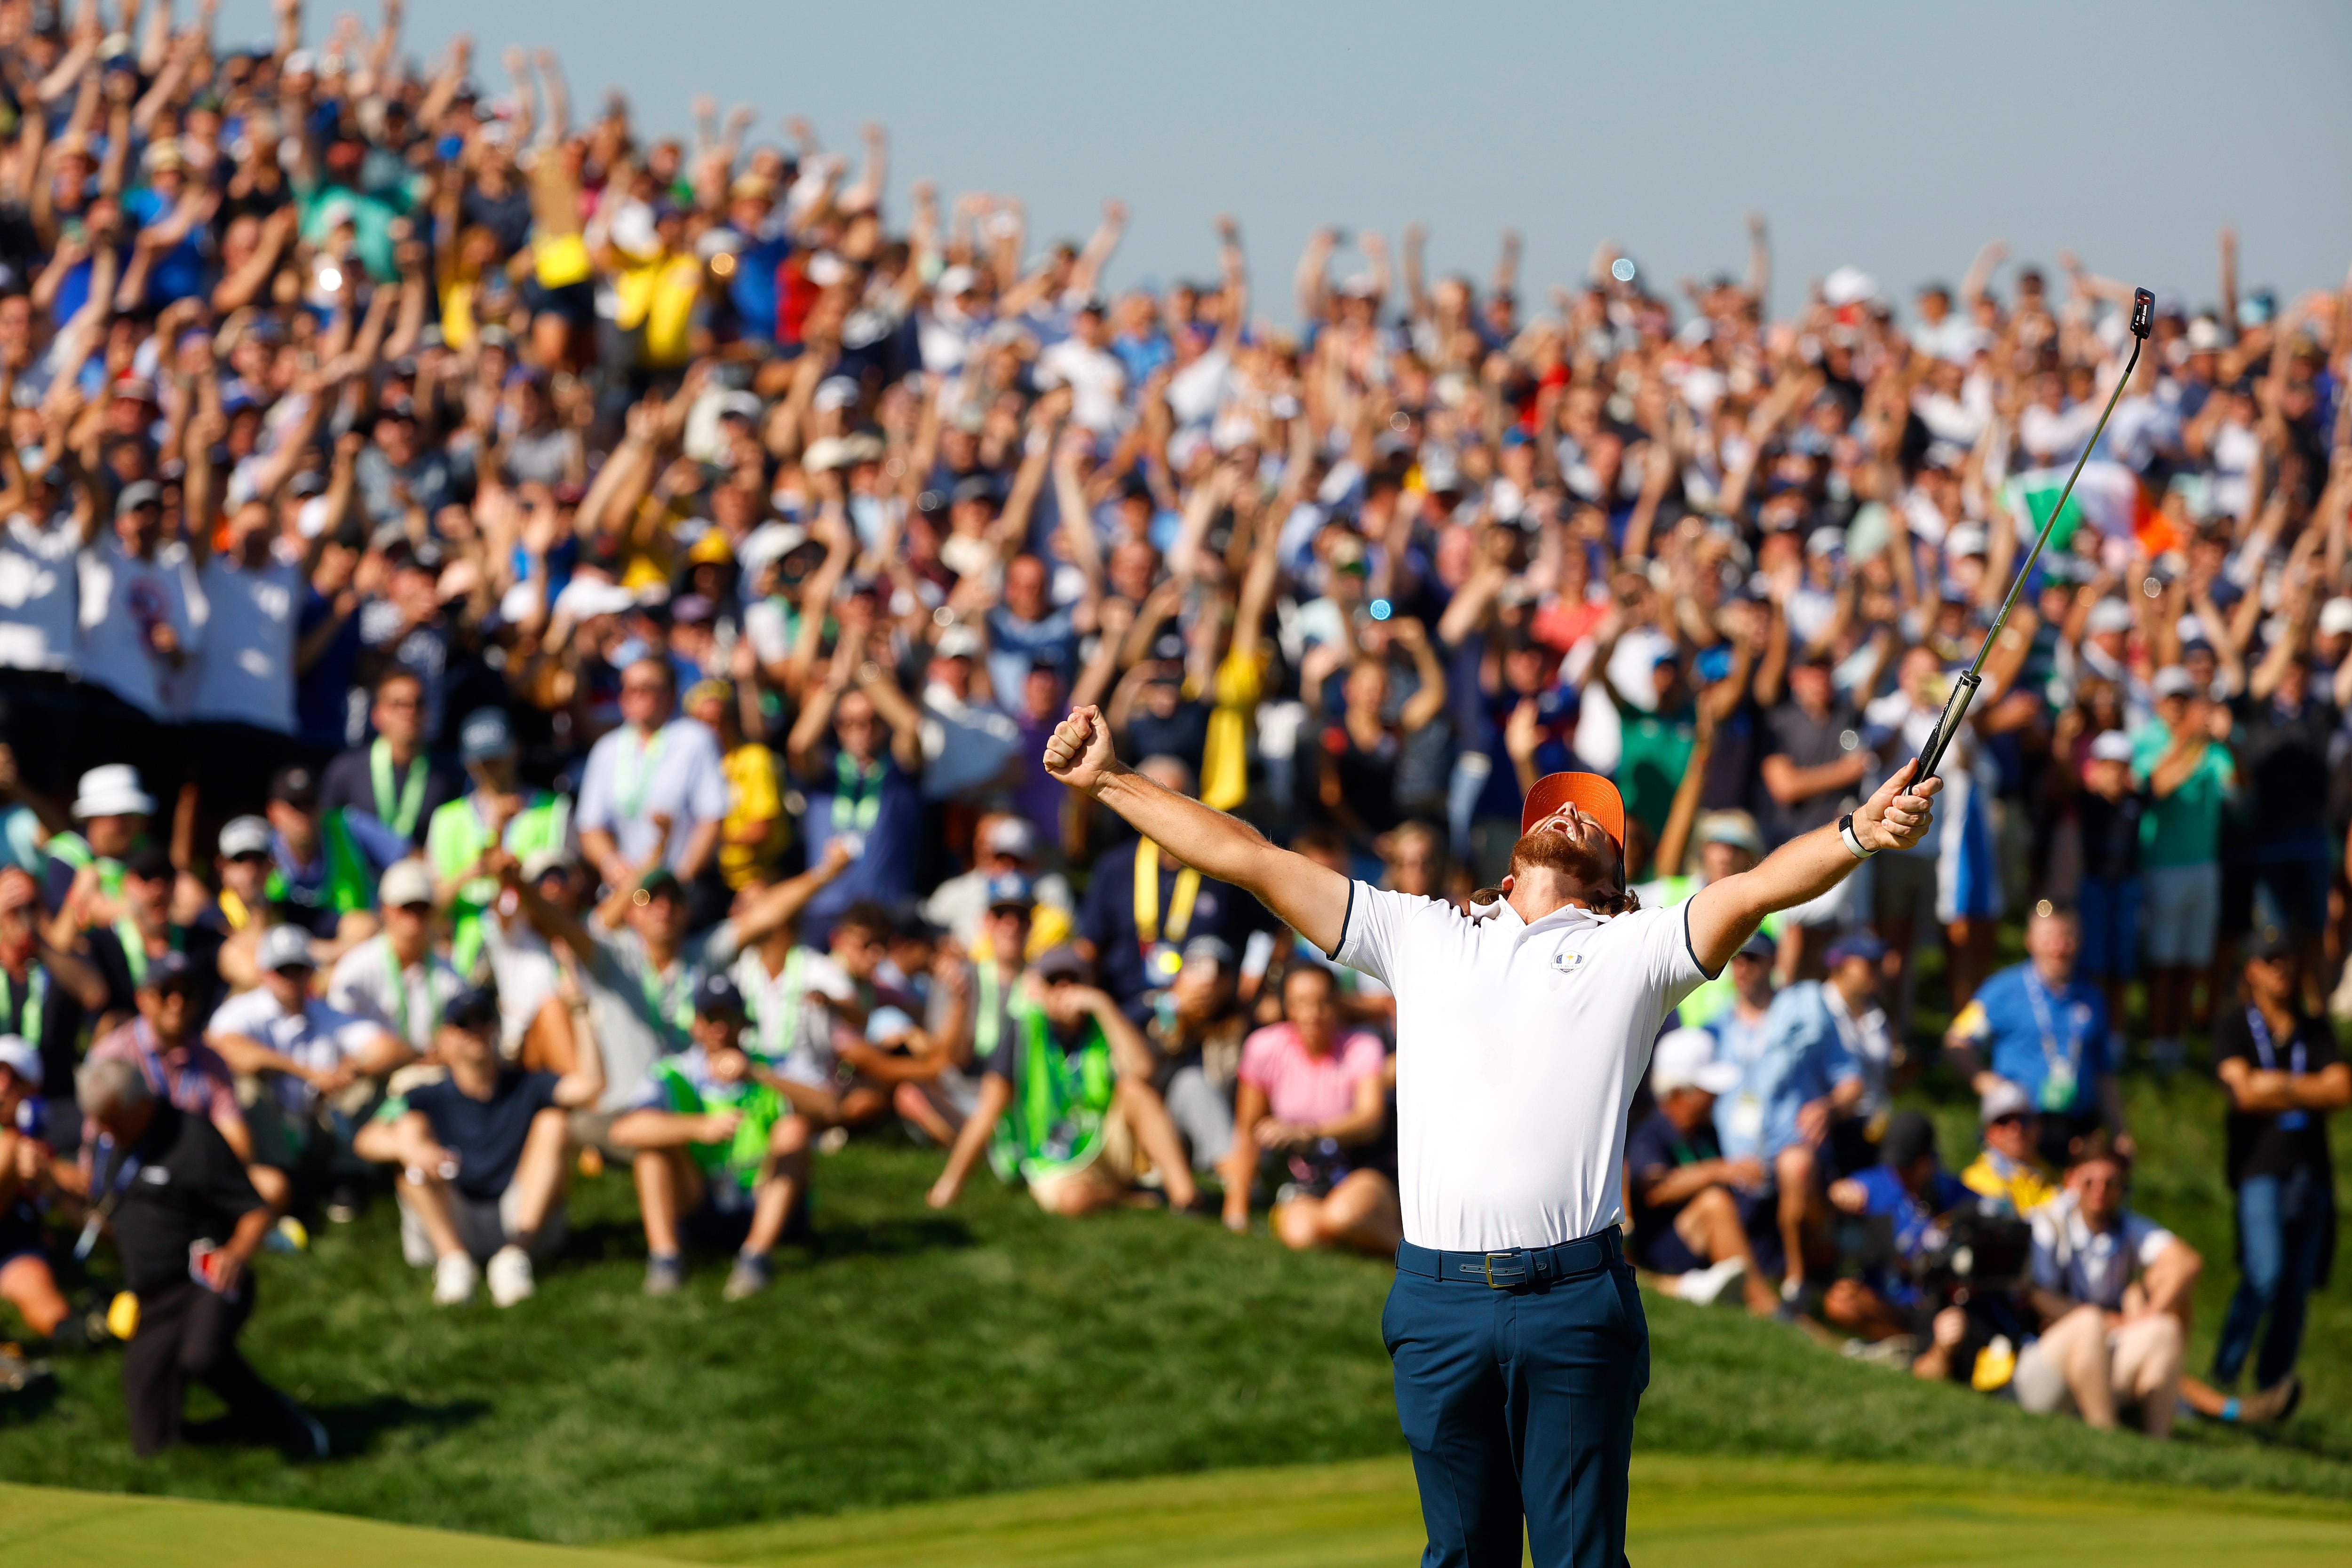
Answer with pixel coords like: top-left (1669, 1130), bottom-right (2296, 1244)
top-left (0, 1375), bottom-right (60, 1427)
top-left (558, 1212), bottom-right (977, 1270)
top-left (311, 1394), bottom-right (492, 1457)
top-left (806, 1214), bottom-right (975, 1264)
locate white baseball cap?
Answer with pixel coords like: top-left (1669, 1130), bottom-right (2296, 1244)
top-left (2088, 730), bottom-right (2135, 764)
top-left (72, 764), bottom-right (155, 819)
top-left (2085, 599), bottom-right (2136, 636)
top-left (1650, 1028), bottom-right (1741, 1097)
top-left (0, 1034), bottom-right (40, 1090)
top-left (2151, 665), bottom-right (2198, 700)
top-left (378, 859), bottom-right (435, 910)
top-left (2318, 598), bottom-right (2352, 638)
top-left (218, 815), bottom-right (271, 859)
top-left (256, 923), bottom-right (316, 974)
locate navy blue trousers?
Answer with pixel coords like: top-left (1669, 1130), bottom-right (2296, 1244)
top-left (1382, 1258), bottom-right (1648, 1568)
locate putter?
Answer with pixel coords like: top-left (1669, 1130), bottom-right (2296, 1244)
top-left (1913, 286), bottom-right (2155, 783)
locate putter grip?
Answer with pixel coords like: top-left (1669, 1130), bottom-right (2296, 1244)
top-left (2130, 288), bottom-right (2155, 340)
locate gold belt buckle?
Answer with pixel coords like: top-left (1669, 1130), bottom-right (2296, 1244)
top-left (1482, 1251), bottom-right (1517, 1288)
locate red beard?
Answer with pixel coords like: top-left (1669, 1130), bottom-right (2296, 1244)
top-left (1510, 828), bottom-right (1620, 892)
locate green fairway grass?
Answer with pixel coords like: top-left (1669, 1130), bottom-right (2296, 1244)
top-left (0, 1067), bottom-right (2345, 1544)
top-left (8, 1455), bottom-right (2352, 1568)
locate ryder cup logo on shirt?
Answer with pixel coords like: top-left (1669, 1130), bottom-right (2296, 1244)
top-left (1550, 940), bottom-right (1587, 974)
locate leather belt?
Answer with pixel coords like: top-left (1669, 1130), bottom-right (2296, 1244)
top-left (1394, 1227), bottom-right (1625, 1289)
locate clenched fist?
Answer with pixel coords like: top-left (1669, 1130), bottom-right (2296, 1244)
top-left (1854, 759), bottom-right (1942, 853)
top-left (1041, 704), bottom-right (1121, 794)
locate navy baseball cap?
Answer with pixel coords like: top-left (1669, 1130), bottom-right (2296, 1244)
top-left (984, 871), bottom-right (1034, 911)
top-left (459, 707), bottom-right (517, 764)
top-left (693, 973), bottom-right (746, 1017)
top-left (444, 986), bottom-right (501, 1033)
top-left (1823, 930), bottom-right (1888, 968)
top-left (138, 949), bottom-right (199, 993)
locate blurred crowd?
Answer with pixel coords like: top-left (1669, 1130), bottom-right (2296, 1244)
top-left (0, 0), bottom-right (2344, 1457)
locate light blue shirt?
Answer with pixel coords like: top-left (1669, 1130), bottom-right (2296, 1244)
top-left (1711, 981), bottom-right (1859, 1160)
top-left (575, 717), bottom-right (729, 869)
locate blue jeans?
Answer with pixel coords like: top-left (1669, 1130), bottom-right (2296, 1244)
top-left (1383, 1251), bottom-right (1647, 1568)
top-left (2211, 1165), bottom-right (2333, 1390)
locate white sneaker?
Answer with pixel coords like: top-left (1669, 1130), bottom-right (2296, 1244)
top-left (432, 1252), bottom-right (479, 1306)
top-left (486, 1245), bottom-right (535, 1308)
top-left (1675, 1257), bottom-right (1748, 1307)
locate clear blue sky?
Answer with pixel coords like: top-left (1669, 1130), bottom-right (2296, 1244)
top-left (218, 0), bottom-right (2351, 325)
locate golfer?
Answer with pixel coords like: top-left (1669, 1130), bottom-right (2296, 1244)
top-left (1041, 704), bottom-right (1939, 1567)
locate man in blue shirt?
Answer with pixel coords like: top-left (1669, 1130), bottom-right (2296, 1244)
top-left (1718, 930), bottom-right (1869, 1302)
top-left (1821, 1110), bottom-right (1975, 1345)
top-left (1947, 902), bottom-right (2130, 1168)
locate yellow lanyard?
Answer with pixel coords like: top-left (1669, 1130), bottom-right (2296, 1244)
top-left (1132, 839), bottom-right (1200, 948)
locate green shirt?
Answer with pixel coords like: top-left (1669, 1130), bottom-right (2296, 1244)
top-left (1615, 702), bottom-right (1697, 842)
top-left (2130, 724), bottom-right (2234, 869)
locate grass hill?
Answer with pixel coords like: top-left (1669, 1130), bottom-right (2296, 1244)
top-left (0, 1070), bottom-right (2345, 1545)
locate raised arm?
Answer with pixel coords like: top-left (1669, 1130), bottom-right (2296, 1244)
top-left (1685, 760), bottom-right (1941, 974)
top-left (1043, 705), bottom-right (1351, 956)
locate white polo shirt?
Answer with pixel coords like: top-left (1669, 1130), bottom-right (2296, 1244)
top-left (1335, 884), bottom-right (1709, 1251)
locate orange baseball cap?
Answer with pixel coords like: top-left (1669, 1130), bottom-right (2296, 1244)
top-left (1521, 771), bottom-right (1626, 846)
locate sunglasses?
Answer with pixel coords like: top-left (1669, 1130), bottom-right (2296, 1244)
top-left (392, 901), bottom-right (433, 916)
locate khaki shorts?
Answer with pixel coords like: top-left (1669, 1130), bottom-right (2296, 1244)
top-left (2013, 1314), bottom-right (2178, 1417)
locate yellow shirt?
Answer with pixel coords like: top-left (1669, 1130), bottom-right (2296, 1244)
top-left (719, 742), bottom-right (788, 889)
top-left (1199, 644), bottom-right (1264, 812)
top-left (1960, 1149), bottom-right (2061, 1216)
top-left (612, 248), bottom-right (703, 368)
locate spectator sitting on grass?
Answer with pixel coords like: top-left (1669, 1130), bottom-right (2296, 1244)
top-left (1149, 935), bottom-right (1251, 1180)
top-left (613, 974), bottom-right (831, 1300)
top-left (1724, 928), bottom-right (1874, 1304)
top-left (205, 925), bottom-right (413, 1228)
top-left (1218, 963), bottom-right (1400, 1258)
top-left (923, 945), bottom-right (1203, 1216)
top-left (1959, 1081), bottom-right (2062, 1216)
top-left (1821, 1110), bottom-right (1974, 1346)
top-left (2014, 1133), bottom-right (2212, 1438)
top-left (899, 873), bottom-right (1030, 1149)
top-left (352, 986), bottom-right (605, 1309)
top-left (0, 1035), bottom-right (88, 1348)
top-left (1622, 1028), bottom-right (1779, 1314)
top-left (326, 859), bottom-right (466, 1059)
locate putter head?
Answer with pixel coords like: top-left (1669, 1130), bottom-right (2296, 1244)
top-left (2130, 288), bottom-right (2155, 340)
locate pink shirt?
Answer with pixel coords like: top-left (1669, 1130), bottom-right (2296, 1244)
top-left (1238, 1022), bottom-right (1387, 1125)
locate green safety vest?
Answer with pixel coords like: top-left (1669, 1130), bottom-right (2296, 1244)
top-left (426, 791), bottom-right (571, 978)
top-left (236, 816), bottom-right (370, 920)
top-left (652, 1057), bottom-right (784, 1187)
top-left (320, 808), bottom-right (378, 915)
top-left (47, 832), bottom-right (127, 904)
top-left (113, 917), bottom-right (187, 990)
top-left (987, 995), bottom-right (1113, 1185)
